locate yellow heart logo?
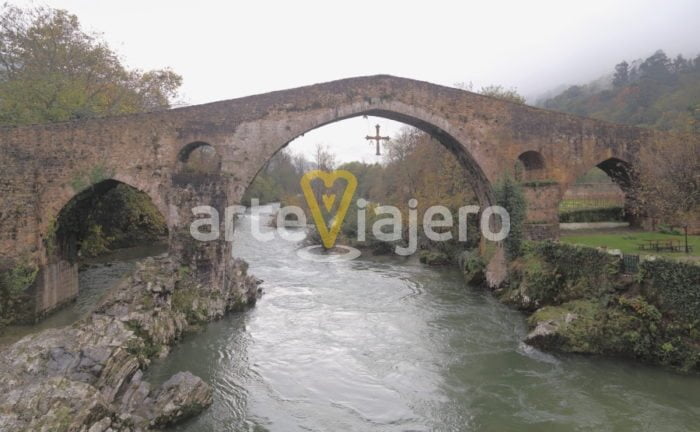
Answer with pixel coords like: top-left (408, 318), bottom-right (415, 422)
top-left (300, 170), bottom-right (357, 249)
top-left (322, 194), bottom-right (336, 211)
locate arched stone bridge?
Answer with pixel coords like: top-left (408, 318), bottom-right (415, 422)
top-left (0, 75), bottom-right (667, 319)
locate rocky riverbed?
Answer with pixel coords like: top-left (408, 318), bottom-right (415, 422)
top-left (0, 256), bottom-right (261, 431)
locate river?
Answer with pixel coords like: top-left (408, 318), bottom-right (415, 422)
top-left (0, 243), bottom-right (167, 347)
top-left (140, 209), bottom-right (699, 432)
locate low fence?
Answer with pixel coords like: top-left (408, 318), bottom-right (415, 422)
top-left (560, 183), bottom-right (625, 212)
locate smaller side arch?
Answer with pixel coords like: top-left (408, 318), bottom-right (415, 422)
top-left (178, 141), bottom-right (215, 163)
top-left (50, 179), bottom-right (169, 264)
top-left (558, 156), bottom-right (634, 227)
top-left (174, 141), bottom-right (222, 182)
top-left (596, 157), bottom-right (634, 190)
top-left (516, 150), bottom-right (546, 181)
top-left (33, 178), bottom-right (169, 319)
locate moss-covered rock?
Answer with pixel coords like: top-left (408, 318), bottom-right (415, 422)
top-left (0, 255), bottom-right (262, 431)
top-left (526, 300), bottom-right (604, 353)
top-left (419, 250), bottom-right (451, 266)
top-left (510, 242), bottom-right (700, 371)
top-left (525, 295), bottom-right (699, 370)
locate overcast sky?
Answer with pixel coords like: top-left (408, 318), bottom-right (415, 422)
top-left (17, 0), bottom-right (700, 162)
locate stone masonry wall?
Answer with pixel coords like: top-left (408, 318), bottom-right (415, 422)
top-left (0, 75), bottom-right (671, 319)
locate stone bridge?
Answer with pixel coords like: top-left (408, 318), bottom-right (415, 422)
top-left (0, 75), bottom-right (668, 319)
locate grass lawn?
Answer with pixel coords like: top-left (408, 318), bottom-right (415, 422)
top-left (559, 198), bottom-right (623, 211)
top-left (560, 229), bottom-right (700, 262)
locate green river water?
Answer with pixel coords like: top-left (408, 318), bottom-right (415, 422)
top-left (142, 210), bottom-right (700, 432)
top-left (4, 210), bottom-right (698, 431)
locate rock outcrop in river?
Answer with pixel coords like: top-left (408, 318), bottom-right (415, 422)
top-left (499, 241), bottom-right (700, 371)
top-left (0, 256), bottom-right (261, 431)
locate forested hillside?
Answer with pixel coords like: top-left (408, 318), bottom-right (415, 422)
top-left (539, 50), bottom-right (700, 132)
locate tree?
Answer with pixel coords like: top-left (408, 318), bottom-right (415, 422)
top-left (671, 54), bottom-right (689, 74)
top-left (478, 85), bottom-right (526, 104)
top-left (312, 143), bottom-right (335, 171)
top-left (613, 61), bottom-right (629, 88)
top-left (0, 4), bottom-right (182, 125)
top-left (638, 50), bottom-right (671, 81)
top-left (540, 49), bottom-right (700, 131)
top-left (453, 81), bottom-right (474, 91)
top-left (629, 129), bottom-right (699, 227)
top-left (455, 82), bottom-right (526, 104)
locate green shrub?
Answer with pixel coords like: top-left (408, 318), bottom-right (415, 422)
top-left (79, 224), bottom-right (113, 257)
top-left (0, 261), bottom-right (38, 327)
top-left (419, 250), bottom-right (451, 266)
top-left (459, 251), bottom-right (486, 285)
top-left (560, 207), bottom-right (625, 223)
top-left (640, 258), bottom-right (700, 322)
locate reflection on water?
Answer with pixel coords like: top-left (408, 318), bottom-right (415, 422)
top-left (141, 212), bottom-right (700, 431)
top-left (0, 243), bottom-right (168, 347)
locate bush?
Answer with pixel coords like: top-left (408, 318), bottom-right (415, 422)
top-left (503, 241), bottom-right (621, 309)
top-left (79, 224), bottom-right (113, 258)
top-left (0, 261), bottom-right (38, 327)
top-left (459, 251), bottom-right (486, 285)
top-left (640, 258), bottom-right (700, 322)
top-left (419, 250), bottom-right (451, 266)
top-left (559, 207), bottom-right (625, 223)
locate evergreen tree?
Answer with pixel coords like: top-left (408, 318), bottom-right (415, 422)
top-left (613, 61), bottom-right (629, 87)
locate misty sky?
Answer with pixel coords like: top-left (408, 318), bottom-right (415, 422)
top-left (17, 0), bottom-right (700, 162)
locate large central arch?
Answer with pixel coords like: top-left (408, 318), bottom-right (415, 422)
top-left (233, 102), bottom-right (496, 208)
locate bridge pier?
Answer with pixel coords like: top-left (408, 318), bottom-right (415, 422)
top-left (32, 258), bottom-right (79, 321)
top-left (167, 170), bottom-right (231, 287)
top-left (167, 168), bottom-right (257, 309)
top-left (521, 183), bottom-right (561, 241)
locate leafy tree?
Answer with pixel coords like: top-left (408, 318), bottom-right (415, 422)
top-left (478, 85), bottom-right (526, 104)
top-left (639, 50), bottom-right (671, 81)
top-left (241, 148), bottom-right (305, 206)
top-left (246, 125), bottom-right (482, 254)
top-left (613, 61), bottom-right (629, 87)
top-left (455, 82), bottom-right (526, 104)
top-left (628, 125), bottom-right (700, 228)
top-left (671, 54), bottom-right (689, 74)
top-left (0, 4), bottom-right (182, 125)
top-left (0, 4), bottom-right (181, 257)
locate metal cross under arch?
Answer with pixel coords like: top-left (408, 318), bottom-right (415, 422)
top-left (365, 124), bottom-right (390, 156)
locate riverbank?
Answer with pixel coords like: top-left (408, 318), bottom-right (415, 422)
top-left (0, 255), bottom-right (261, 431)
top-left (496, 241), bottom-right (700, 372)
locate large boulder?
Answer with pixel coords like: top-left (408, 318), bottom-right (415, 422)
top-left (0, 255), bottom-right (260, 431)
top-left (148, 372), bottom-right (213, 428)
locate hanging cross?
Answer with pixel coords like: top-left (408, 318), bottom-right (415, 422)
top-left (365, 124), bottom-right (390, 156)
